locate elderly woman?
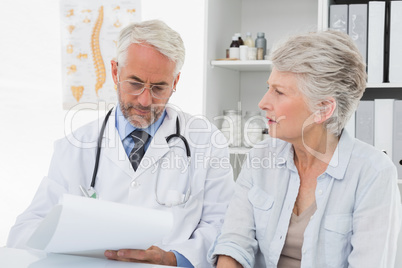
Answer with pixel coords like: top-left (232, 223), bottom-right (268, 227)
top-left (208, 30), bottom-right (401, 268)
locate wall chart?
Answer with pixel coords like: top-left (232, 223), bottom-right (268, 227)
top-left (60, 0), bottom-right (141, 109)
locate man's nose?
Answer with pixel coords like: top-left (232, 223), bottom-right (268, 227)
top-left (137, 87), bottom-right (153, 107)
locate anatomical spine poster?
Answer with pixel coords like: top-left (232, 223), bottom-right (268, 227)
top-left (60, 0), bottom-right (141, 109)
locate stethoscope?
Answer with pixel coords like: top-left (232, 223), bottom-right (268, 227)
top-left (80, 108), bottom-right (192, 206)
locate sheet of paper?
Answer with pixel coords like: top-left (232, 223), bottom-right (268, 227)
top-left (26, 194), bottom-right (173, 257)
top-left (0, 248), bottom-right (178, 268)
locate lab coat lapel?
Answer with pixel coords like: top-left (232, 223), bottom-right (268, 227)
top-left (98, 107), bottom-right (179, 179)
top-left (133, 108), bottom-right (177, 178)
top-left (101, 108), bottom-right (135, 178)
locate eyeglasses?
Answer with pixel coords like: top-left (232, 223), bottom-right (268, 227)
top-left (118, 79), bottom-right (175, 100)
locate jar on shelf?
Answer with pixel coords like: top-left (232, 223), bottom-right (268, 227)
top-left (229, 36), bottom-right (240, 59)
top-left (243, 111), bottom-right (265, 147)
top-left (255, 32), bottom-right (267, 60)
top-left (221, 109), bottom-right (242, 147)
top-left (247, 47), bottom-right (257, 60)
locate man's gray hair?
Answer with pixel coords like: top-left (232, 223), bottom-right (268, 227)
top-left (116, 19), bottom-right (185, 76)
top-left (270, 30), bottom-right (367, 136)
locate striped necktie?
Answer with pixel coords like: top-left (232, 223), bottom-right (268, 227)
top-left (129, 130), bottom-right (150, 171)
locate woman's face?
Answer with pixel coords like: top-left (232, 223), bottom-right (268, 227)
top-left (258, 67), bottom-right (313, 143)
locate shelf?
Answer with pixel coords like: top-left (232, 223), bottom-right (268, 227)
top-left (229, 147), bottom-right (251, 155)
top-left (210, 60), bottom-right (273, 72)
top-left (366, 83), bottom-right (402, 89)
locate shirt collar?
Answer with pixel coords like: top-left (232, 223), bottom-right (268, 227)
top-left (263, 139), bottom-right (294, 170)
top-left (115, 103), bottom-right (167, 141)
top-left (283, 143), bottom-right (296, 171)
top-left (325, 129), bottom-right (354, 180)
top-left (278, 129), bottom-right (355, 180)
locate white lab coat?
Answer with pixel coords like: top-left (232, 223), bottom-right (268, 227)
top-left (7, 106), bottom-right (235, 268)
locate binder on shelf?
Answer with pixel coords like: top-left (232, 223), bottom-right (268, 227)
top-left (393, 100), bottom-right (402, 179)
top-left (374, 99), bottom-right (394, 158)
top-left (329, 4), bottom-right (348, 34)
top-left (367, 1), bottom-right (385, 84)
top-left (348, 4), bottom-right (367, 65)
top-left (344, 111), bottom-right (355, 138)
top-left (355, 100), bottom-right (374, 146)
top-left (389, 1), bottom-right (402, 83)
top-left (383, 1), bottom-right (391, 83)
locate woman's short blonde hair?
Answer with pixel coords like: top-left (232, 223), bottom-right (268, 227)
top-left (270, 30), bottom-right (367, 136)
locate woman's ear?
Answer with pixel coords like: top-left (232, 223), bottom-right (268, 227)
top-left (314, 98), bottom-right (336, 124)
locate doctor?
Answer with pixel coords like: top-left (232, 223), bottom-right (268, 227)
top-left (7, 20), bottom-right (235, 267)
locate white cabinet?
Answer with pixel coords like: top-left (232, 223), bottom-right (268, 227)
top-left (203, 0), bottom-right (326, 125)
top-left (203, 0), bottom-right (402, 131)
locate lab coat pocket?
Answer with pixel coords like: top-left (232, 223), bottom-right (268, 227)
top-left (154, 150), bottom-right (191, 207)
top-left (164, 190), bottom-right (204, 245)
top-left (248, 186), bottom-right (274, 240)
top-left (323, 214), bottom-right (353, 267)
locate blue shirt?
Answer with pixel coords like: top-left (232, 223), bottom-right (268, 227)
top-left (115, 104), bottom-right (193, 268)
top-left (208, 130), bottom-right (401, 268)
top-left (115, 104), bottom-right (166, 156)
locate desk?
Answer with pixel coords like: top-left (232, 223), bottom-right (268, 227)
top-left (0, 247), bottom-right (175, 268)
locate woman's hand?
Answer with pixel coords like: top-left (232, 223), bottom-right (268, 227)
top-left (217, 255), bottom-right (243, 268)
top-left (105, 245), bottom-right (177, 266)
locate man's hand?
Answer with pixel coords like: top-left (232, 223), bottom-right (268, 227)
top-left (104, 245), bottom-right (177, 266)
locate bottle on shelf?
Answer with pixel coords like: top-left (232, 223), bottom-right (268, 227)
top-left (262, 128), bottom-right (269, 140)
top-left (244, 32), bottom-right (254, 47)
top-left (235, 33), bottom-right (244, 46)
top-left (230, 35), bottom-right (240, 48)
top-left (255, 32), bottom-right (267, 60)
top-left (229, 35), bottom-right (240, 59)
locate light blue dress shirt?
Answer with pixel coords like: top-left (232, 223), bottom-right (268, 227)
top-left (115, 104), bottom-right (166, 155)
top-left (208, 130), bottom-right (401, 268)
top-left (115, 104), bottom-right (193, 268)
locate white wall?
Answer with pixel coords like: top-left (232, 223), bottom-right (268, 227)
top-left (0, 0), bottom-right (205, 246)
top-left (141, 0), bottom-right (205, 115)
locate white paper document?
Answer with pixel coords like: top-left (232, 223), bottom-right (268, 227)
top-left (26, 194), bottom-right (173, 257)
top-left (0, 248), bottom-right (177, 268)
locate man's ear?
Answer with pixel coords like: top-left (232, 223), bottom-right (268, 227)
top-left (314, 98), bottom-right (336, 124)
top-left (173, 72), bottom-right (181, 92)
top-left (111, 60), bottom-right (119, 85)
